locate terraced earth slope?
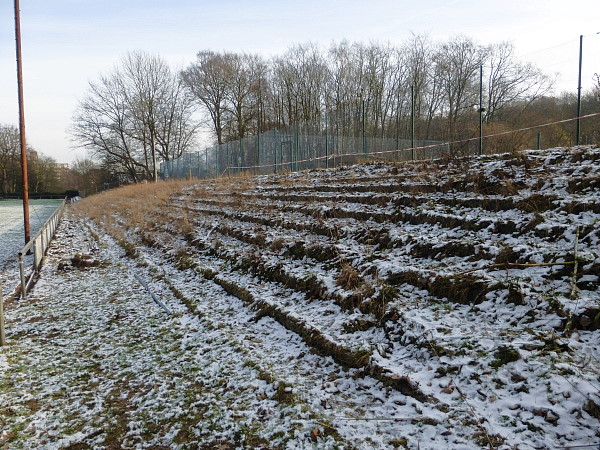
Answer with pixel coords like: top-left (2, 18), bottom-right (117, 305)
top-left (76, 146), bottom-right (599, 448)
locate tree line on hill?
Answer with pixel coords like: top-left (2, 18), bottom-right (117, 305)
top-left (12, 35), bottom-right (600, 187)
top-left (181, 36), bottom-right (599, 151)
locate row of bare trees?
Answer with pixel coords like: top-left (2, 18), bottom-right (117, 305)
top-left (181, 35), bottom-right (555, 149)
top-left (1, 123), bottom-right (114, 196)
top-left (71, 36), bottom-right (599, 181)
top-left (0, 124), bottom-right (64, 195)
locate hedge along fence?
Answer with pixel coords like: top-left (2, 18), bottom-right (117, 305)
top-left (18, 199), bottom-right (67, 299)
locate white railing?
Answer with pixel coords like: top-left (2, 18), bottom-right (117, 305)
top-left (18, 199), bottom-right (67, 299)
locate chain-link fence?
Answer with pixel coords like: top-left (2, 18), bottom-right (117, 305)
top-left (162, 32), bottom-right (600, 180)
top-left (161, 125), bottom-right (448, 180)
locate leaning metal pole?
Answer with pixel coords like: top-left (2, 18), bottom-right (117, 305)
top-left (14, 0), bottom-right (31, 244)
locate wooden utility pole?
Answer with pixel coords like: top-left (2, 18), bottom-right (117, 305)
top-left (14, 0), bottom-right (31, 244)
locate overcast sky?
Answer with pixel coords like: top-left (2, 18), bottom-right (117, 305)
top-left (0, 0), bottom-right (598, 163)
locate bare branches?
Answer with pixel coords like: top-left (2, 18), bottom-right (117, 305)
top-left (71, 52), bottom-right (198, 182)
top-left (181, 35), bottom-right (562, 151)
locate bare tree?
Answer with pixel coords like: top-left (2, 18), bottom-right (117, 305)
top-left (223, 53), bottom-right (267, 140)
top-left (326, 41), bottom-right (357, 136)
top-left (273, 43), bottom-right (328, 126)
top-left (68, 157), bottom-right (111, 196)
top-left (179, 35), bottom-right (570, 155)
top-left (28, 153), bottom-right (60, 193)
top-left (72, 52), bottom-right (198, 182)
top-left (72, 72), bottom-right (146, 182)
top-left (485, 42), bottom-right (554, 123)
top-left (435, 36), bottom-right (487, 139)
top-left (181, 51), bottom-right (229, 145)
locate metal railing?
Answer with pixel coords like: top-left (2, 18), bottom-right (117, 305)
top-left (18, 198), bottom-right (67, 299)
top-left (0, 280), bottom-right (5, 345)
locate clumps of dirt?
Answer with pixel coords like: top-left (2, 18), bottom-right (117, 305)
top-left (362, 284), bottom-right (398, 320)
top-left (411, 241), bottom-right (477, 261)
top-left (285, 240), bottom-right (338, 262)
top-left (567, 176), bottom-right (600, 193)
top-left (516, 194), bottom-right (558, 213)
top-left (495, 246), bottom-right (527, 265)
top-left (386, 270), bottom-right (492, 305)
top-left (563, 308), bottom-right (600, 331)
top-left (341, 317), bottom-right (378, 333)
top-left (583, 399), bottom-right (600, 420)
top-left (58, 253), bottom-right (106, 271)
top-left (491, 345), bottom-right (521, 369)
top-left (570, 147), bottom-right (600, 163)
top-left (369, 365), bottom-right (433, 403)
top-left (444, 172), bottom-right (524, 196)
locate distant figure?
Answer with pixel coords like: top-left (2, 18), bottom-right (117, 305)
top-left (65, 190), bottom-right (80, 201)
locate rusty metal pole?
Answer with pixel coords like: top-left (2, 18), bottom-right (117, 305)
top-left (14, 0), bottom-right (31, 244)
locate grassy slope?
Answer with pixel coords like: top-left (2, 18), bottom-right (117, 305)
top-left (8, 146), bottom-right (597, 448)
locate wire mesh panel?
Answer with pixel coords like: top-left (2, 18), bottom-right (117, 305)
top-left (161, 124), bottom-right (450, 180)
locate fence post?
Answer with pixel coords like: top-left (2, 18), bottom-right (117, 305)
top-left (273, 129), bottom-right (277, 174)
top-left (0, 280), bottom-right (6, 346)
top-left (295, 123), bottom-right (300, 171)
top-left (257, 132), bottom-right (261, 175)
top-left (325, 112), bottom-right (329, 169)
top-left (411, 84), bottom-right (415, 160)
top-left (226, 142), bottom-right (230, 177)
top-left (19, 253), bottom-right (27, 299)
top-left (576, 34), bottom-right (583, 146)
top-left (215, 145), bottom-right (219, 176)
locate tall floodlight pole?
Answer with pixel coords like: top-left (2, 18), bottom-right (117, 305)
top-left (576, 34), bottom-right (583, 146)
top-left (479, 64), bottom-right (484, 156)
top-left (14, 0), bottom-right (30, 244)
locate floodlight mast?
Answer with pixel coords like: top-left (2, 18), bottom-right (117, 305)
top-left (14, 0), bottom-right (31, 244)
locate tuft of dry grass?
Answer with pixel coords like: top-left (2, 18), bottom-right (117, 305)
top-left (335, 263), bottom-right (362, 290)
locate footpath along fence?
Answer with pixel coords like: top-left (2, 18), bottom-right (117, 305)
top-left (17, 198), bottom-right (67, 300)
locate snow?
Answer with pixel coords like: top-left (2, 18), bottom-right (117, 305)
top-left (1, 147), bottom-right (599, 448)
top-left (0, 199), bottom-right (64, 293)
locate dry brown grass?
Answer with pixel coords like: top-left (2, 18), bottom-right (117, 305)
top-left (335, 263), bottom-right (362, 290)
top-left (73, 179), bottom-right (200, 237)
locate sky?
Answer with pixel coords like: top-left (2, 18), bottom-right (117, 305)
top-left (0, 0), bottom-right (598, 164)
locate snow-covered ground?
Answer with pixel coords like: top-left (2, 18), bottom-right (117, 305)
top-left (1, 217), bottom-right (457, 448)
top-left (1, 147), bottom-right (599, 448)
top-left (0, 199), bottom-right (64, 294)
